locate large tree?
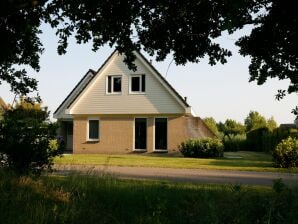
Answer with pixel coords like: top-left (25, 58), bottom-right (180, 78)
top-left (0, 0), bottom-right (297, 113)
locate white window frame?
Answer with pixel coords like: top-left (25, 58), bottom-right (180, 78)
top-left (86, 117), bottom-right (100, 141)
top-left (106, 75), bottom-right (122, 94)
top-left (129, 74), bottom-right (146, 94)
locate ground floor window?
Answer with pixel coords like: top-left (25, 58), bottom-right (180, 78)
top-left (88, 118), bottom-right (99, 141)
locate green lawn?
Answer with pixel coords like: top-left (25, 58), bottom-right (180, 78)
top-left (1, 171), bottom-right (297, 224)
top-left (55, 151), bottom-right (298, 173)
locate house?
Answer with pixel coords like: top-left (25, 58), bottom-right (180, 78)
top-left (54, 50), bottom-right (215, 153)
top-left (0, 97), bottom-right (8, 110)
top-left (280, 117), bottom-right (298, 130)
top-left (0, 97), bottom-right (8, 120)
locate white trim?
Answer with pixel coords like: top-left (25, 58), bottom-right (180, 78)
top-left (53, 71), bottom-right (94, 118)
top-left (105, 75), bottom-right (123, 95)
top-left (133, 117), bottom-right (148, 151)
top-left (86, 117), bottom-right (100, 141)
top-left (129, 74), bottom-right (146, 95)
top-left (69, 53), bottom-right (117, 113)
top-left (153, 117), bottom-right (168, 152)
top-left (134, 52), bottom-right (187, 109)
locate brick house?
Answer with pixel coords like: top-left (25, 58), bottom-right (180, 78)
top-left (54, 50), bottom-right (214, 153)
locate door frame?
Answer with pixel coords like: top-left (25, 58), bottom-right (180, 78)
top-left (153, 117), bottom-right (168, 152)
top-left (133, 117), bottom-right (148, 152)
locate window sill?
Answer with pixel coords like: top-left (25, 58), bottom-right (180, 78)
top-left (87, 139), bottom-right (99, 143)
top-left (133, 149), bottom-right (147, 152)
top-left (106, 92), bottom-right (122, 95)
top-left (129, 92), bottom-right (146, 95)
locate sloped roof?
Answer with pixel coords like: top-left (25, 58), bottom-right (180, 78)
top-left (0, 97), bottom-right (7, 110)
top-left (54, 49), bottom-right (189, 117)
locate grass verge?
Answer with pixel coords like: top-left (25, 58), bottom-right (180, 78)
top-left (55, 151), bottom-right (298, 173)
top-left (0, 170), bottom-right (297, 224)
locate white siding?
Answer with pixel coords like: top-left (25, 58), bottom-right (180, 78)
top-left (69, 53), bottom-right (185, 115)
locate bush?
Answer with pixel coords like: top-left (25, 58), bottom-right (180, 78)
top-left (223, 134), bottom-right (247, 151)
top-left (273, 137), bottom-right (298, 168)
top-left (0, 99), bottom-right (64, 175)
top-left (179, 138), bottom-right (224, 158)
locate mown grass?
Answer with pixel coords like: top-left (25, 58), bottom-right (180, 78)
top-left (55, 151), bottom-right (298, 173)
top-left (0, 170), bottom-right (298, 224)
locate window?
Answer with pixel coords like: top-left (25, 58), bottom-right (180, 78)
top-left (107, 75), bottom-right (122, 94)
top-left (87, 119), bottom-right (99, 141)
top-left (130, 75), bottom-right (145, 93)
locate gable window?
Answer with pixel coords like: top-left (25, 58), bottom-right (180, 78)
top-left (130, 75), bottom-right (145, 93)
top-left (107, 75), bottom-right (122, 94)
top-left (87, 118), bottom-right (100, 141)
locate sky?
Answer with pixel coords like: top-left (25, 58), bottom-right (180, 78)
top-left (0, 23), bottom-right (297, 124)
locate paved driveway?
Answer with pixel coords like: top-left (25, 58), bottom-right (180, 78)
top-left (54, 164), bottom-right (298, 186)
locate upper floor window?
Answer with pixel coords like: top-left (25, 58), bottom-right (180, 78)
top-left (107, 75), bottom-right (122, 94)
top-left (130, 74), bottom-right (145, 94)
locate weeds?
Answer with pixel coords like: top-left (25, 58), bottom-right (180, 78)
top-left (0, 171), bottom-right (297, 224)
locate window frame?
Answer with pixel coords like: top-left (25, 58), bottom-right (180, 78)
top-left (129, 74), bottom-right (146, 94)
top-left (87, 118), bottom-right (100, 141)
top-left (106, 75), bottom-right (122, 94)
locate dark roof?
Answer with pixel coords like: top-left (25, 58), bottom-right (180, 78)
top-left (54, 69), bottom-right (96, 115)
top-left (54, 49), bottom-right (189, 116)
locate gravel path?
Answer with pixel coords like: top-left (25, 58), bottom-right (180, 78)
top-left (54, 164), bottom-right (298, 186)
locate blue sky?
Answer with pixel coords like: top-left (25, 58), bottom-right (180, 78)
top-left (0, 23), bottom-right (297, 124)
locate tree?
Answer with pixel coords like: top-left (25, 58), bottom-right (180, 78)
top-left (218, 119), bottom-right (245, 138)
top-left (203, 117), bottom-right (219, 136)
top-left (244, 111), bottom-right (267, 132)
top-left (0, 98), bottom-right (63, 174)
top-left (0, 0), bottom-right (297, 113)
top-left (267, 116), bottom-right (277, 132)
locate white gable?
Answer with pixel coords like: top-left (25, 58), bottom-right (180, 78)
top-left (68, 51), bottom-right (188, 115)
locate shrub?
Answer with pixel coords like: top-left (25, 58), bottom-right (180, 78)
top-left (273, 137), bottom-right (298, 168)
top-left (0, 99), bottom-right (64, 175)
top-left (179, 138), bottom-right (224, 158)
top-left (223, 134), bottom-right (247, 151)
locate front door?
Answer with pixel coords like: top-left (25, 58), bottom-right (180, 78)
top-left (155, 118), bottom-right (167, 150)
top-left (134, 118), bottom-right (147, 150)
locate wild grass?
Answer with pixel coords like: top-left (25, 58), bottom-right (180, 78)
top-left (55, 151), bottom-right (298, 173)
top-left (1, 170), bottom-right (298, 224)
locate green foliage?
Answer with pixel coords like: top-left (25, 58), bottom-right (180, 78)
top-left (223, 134), bottom-right (247, 152)
top-left (1, 1), bottom-right (297, 117)
top-left (1, 171), bottom-right (298, 224)
top-left (179, 138), bottom-right (224, 158)
top-left (0, 98), bottom-right (63, 174)
top-left (267, 116), bottom-right (277, 132)
top-left (220, 119), bottom-right (245, 137)
top-left (203, 117), bottom-right (219, 136)
top-left (273, 137), bottom-right (298, 168)
top-left (245, 111), bottom-right (267, 132)
top-left (246, 127), bottom-right (298, 152)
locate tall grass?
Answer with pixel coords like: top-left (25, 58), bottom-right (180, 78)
top-left (0, 170), bottom-right (298, 224)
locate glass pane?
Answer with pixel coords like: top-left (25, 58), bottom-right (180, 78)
top-left (141, 75), bottom-right (145, 92)
top-left (131, 76), bottom-right (140, 92)
top-left (135, 118), bottom-right (147, 149)
top-left (108, 76), bottom-right (111, 93)
top-left (155, 118), bottom-right (167, 150)
top-left (113, 77), bottom-right (121, 92)
top-left (89, 120), bottom-right (99, 139)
